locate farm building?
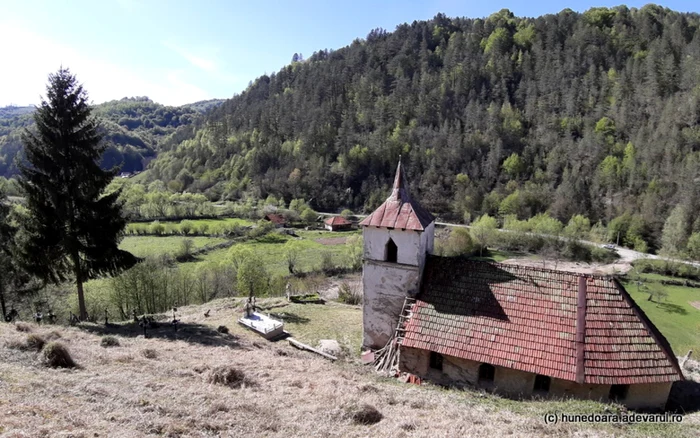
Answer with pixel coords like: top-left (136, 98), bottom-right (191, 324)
top-left (264, 213), bottom-right (287, 228)
top-left (359, 161), bottom-right (683, 410)
top-left (324, 216), bottom-right (353, 231)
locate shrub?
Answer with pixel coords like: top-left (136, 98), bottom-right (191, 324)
top-left (15, 322), bottom-right (32, 332)
top-left (207, 365), bottom-right (255, 388)
top-left (320, 251), bottom-right (335, 274)
top-left (338, 282), bottom-right (362, 305)
top-left (340, 209), bottom-right (354, 219)
top-left (300, 208), bottom-right (317, 224)
top-left (26, 334), bottom-right (46, 351)
top-left (177, 239), bottom-right (195, 260)
top-left (100, 335), bottom-right (120, 348)
top-left (196, 223), bottom-right (209, 235)
top-left (217, 325), bottom-right (229, 334)
top-left (42, 342), bottom-right (76, 368)
top-left (352, 404), bottom-right (383, 425)
top-left (150, 220), bottom-right (164, 235)
top-left (179, 220), bottom-right (195, 235)
top-left (142, 348), bottom-right (158, 359)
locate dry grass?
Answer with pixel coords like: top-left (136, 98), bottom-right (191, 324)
top-left (1, 301), bottom-right (698, 437)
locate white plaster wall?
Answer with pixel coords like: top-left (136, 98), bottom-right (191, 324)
top-left (362, 261), bottom-right (420, 349)
top-left (625, 382), bottom-right (672, 410)
top-left (363, 226), bottom-right (431, 266)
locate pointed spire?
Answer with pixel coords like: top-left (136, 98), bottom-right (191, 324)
top-left (390, 157), bottom-right (410, 201)
top-left (360, 159), bottom-right (435, 231)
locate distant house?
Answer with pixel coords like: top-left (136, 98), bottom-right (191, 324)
top-left (324, 216), bottom-right (352, 231)
top-left (119, 172), bottom-right (132, 179)
top-left (360, 161), bottom-right (683, 410)
top-left (264, 213), bottom-right (287, 228)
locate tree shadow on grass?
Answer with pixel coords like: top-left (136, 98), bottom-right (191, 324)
top-left (269, 312), bottom-right (311, 324)
top-left (667, 380), bottom-right (700, 414)
top-left (76, 321), bottom-right (245, 349)
top-left (655, 302), bottom-right (688, 315)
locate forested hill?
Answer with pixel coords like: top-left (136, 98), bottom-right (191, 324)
top-left (0, 97), bottom-right (223, 178)
top-left (144, 5), bottom-right (700, 252)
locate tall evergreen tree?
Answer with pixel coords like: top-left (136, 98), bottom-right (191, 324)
top-left (19, 68), bottom-right (138, 320)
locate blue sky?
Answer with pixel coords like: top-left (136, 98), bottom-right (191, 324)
top-left (0, 1), bottom-right (698, 106)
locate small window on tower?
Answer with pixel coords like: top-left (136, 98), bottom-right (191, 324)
top-left (385, 238), bottom-right (398, 263)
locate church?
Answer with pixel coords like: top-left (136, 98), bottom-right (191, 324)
top-left (359, 162), bottom-right (683, 410)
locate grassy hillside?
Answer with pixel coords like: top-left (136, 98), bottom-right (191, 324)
top-left (0, 300), bottom-right (697, 437)
top-left (623, 273), bottom-right (700, 355)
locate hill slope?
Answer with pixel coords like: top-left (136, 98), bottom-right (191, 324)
top-left (144, 5), bottom-right (700, 252)
top-left (1, 299), bottom-right (697, 436)
top-left (0, 97), bottom-right (223, 177)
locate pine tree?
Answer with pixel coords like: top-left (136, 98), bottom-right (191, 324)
top-left (19, 68), bottom-right (138, 320)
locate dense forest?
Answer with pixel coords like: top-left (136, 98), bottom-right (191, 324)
top-left (0, 97), bottom-right (223, 178)
top-left (139, 5), bottom-right (700, 254)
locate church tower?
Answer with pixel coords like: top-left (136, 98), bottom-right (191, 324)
top-left (359, 161), bottom-right (435, 349)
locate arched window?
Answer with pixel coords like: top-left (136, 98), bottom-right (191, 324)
top-left (478, 363), bottom-right (495, 383)
top-left (385, 238), bottom-right (398, 263)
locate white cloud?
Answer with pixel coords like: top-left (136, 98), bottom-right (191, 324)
top-left (0, 23), bottom-right (211, 106)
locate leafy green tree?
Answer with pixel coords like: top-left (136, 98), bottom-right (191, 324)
top-left (345, 234), bottom-right (364, 270)
top-left (661, 205), bottom-right (690, 255)
top-left (564, 215), bottom-right (591, 239)
top-left (471, 214), bottom-right (498, 256)
top-left (300, 207), bottom-right (317, 224)
top-left (686, 233), bottom-right (700, 261)
top-left (19, 68), bottom-right (138, 320)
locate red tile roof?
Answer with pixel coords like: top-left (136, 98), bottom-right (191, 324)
top-left (401, 257), bottom-right (683, 385)
top-left (324, 216), bottom-right (352, 226)
top-left (264, 213), bottom-right (286, 225)
top-left (359, 161), bottom-right (435, 231)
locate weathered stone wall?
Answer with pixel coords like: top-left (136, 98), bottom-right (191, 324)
top-left (625, 382), bottom-right (672, 410)
top-left (363, 227), bottom-right (430, 266)
top-left (362, 261), bottom-right (420, 349)
top-left (398, 347), bottom-right (672, 409)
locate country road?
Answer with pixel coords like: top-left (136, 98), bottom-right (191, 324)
top-left (318, 212), bottom-right (700, 269)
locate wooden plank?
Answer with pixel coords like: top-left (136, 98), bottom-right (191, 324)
top-left (288, 338), bottom-right (337, 361)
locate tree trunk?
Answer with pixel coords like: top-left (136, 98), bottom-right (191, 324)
top-left (0, 282), bottom-right (7, 322)
top-left (72, 251), bottom-right (87, 321)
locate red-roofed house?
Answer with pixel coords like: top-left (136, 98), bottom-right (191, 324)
top-left (264, 213), bottom-right (287, 228)
top-left (360, 161), bottom-right (683, 410)
top-left (324, 216), bottom-right (353, 231)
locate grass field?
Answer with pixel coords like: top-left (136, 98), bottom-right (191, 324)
top-left (119, 235), bottom-right (229, 258)
top-left (184, 229), bottom-right (360, 277)
top-left (622, 273), bottom-right (700, 356)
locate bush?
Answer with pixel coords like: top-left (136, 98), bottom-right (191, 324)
top-left (591, 246), bottom-right (618, 264)
top-left (340, 209), bottom-right (354, 219)
top-left (180, 220), bottom-right (195, 235)
top-left (26, 334), bottom-right (46, 351)
top-left (42, 342), bottom-right (76, 368)
top-left (150, 221), bottom-right (164, 235)
top-left (142, 348), bottom-right (158, 359)
top-left (352, 404), bottom-right (383, 425)
top-left (207, 365), bottom-right (255, 388)
top-left (217, 325), bottom-right (229, 334)
top-left (100, 335), bottom-right (120, 348)
top-left (338, 282), bottom-right (362, 305)
top-left (320, 251), bottom-right (335, 274)
top-left (15, 322), bottom-right (32, 332)
top-left (177, 238), bottom-right (195, 260)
